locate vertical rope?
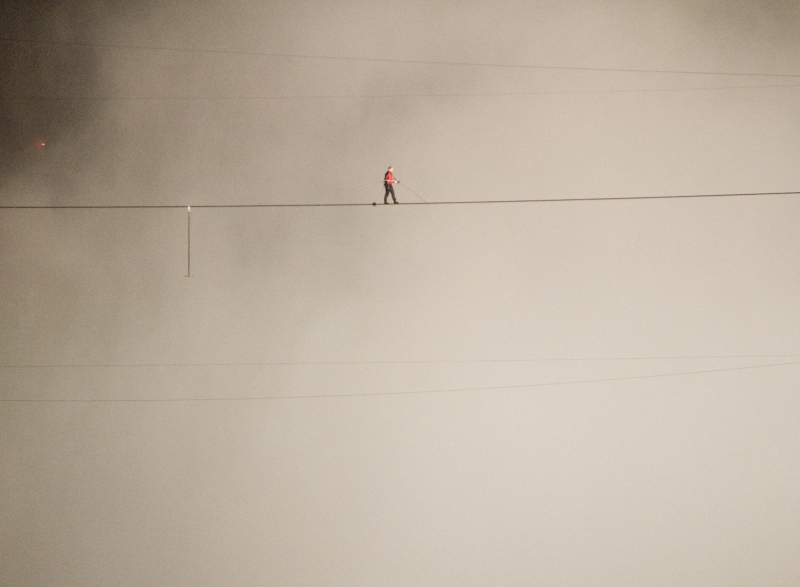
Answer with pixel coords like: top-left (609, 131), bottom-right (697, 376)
top-left (186, 206), bottom-right (192, 277)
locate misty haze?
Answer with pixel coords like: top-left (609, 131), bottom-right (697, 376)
top-left (2, 1), bottom-right (800, 585)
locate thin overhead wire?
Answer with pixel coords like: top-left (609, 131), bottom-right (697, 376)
top-left (2, 37), bottom-right (800, 78)
top-left (1, 190), bottom-right (799, 210)
top-left (2, 359), bottom-right (798, 402)
top-left (0, 204), bottom-right (187, 210)
top-left (7, 84), bottom-right (800, 101)
top-left (2, 355), bottom-right (799, 369)
top-left (384, 190), bottom-right (800, 206)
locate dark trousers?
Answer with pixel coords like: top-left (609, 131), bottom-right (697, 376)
top-left (384, 183), bottom-right (396, 203)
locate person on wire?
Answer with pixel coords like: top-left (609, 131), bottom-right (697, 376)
top-left (384, 166), bottom-right (398, 204)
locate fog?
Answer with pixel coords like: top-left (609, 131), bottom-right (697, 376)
top-left (2, 1), bottom-right (800, 585)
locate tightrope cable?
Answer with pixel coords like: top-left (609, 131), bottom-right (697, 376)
top-left (1, 190), bottom-right (799, 210)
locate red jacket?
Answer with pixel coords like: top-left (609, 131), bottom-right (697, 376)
top-left (384, 170), bottom-right (396, 184)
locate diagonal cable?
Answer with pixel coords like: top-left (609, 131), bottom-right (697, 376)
top-left (2, 360), bottom-right (798, 402)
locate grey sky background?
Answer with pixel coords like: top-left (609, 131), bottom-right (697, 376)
top-left (2, 1), bottom-right (800, 585)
